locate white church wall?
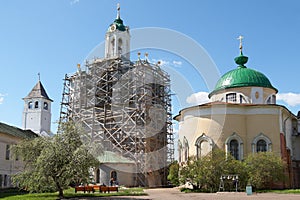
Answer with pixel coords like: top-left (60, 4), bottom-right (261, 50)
top-left (99, 163), bottom-right (135, 186)
top-left (251, 87), bottom-right (263, 104)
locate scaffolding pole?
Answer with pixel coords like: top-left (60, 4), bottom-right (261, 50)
top-left (59, 56), bottom-right (174, 187)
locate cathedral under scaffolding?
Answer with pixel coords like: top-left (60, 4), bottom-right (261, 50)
top-left (59, 4), bottom-right (174, 187)
top-left (59, 55), bottom-right (174, 187)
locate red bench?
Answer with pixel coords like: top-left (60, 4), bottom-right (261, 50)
top-left (93, 185), bottom-right (118, 193)
top-left (74, 185), bottom-right (95, 193)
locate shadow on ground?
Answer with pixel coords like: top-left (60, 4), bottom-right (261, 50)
top-left (0, 188), bottom-right (28, 198)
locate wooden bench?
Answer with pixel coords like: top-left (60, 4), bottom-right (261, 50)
top-left (75, 186), bottom-right (95, 193)
top-left (93, 185), bottom-right (118, 193)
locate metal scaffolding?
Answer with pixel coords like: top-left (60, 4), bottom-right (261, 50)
top-left (59, 56), bottom-right (174, 186)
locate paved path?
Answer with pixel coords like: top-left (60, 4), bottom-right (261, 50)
top-left (71, 187), bottom-right (300, 200)
top-left (143, 187), bottom-right (300, 200)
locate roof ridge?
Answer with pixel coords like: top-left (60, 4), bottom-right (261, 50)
top-left (0, 121), bottom-right (38, 139)
top-left (23, 81), bottom-right (53, 101)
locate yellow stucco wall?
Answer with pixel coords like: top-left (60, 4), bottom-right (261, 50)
top-left (0, 132), bottom-right (25, 188)
top-left (177, 104), bottom-right (295, 160)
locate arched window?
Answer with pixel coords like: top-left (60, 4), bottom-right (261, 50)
top-left (266, 94), bottom-right (276, 104)
top-left (111, 38), bottom-right (115, 55)
top-left (34, 101), bottom-right (39, 108)
top-left (252, 133), bottom-right (272, 153)
top-left (272, 95), bottom-right (276, 104)
top-left (44, 102), bottom-right (48, 110)
top-left (225, 133), bottom-right (244, 160)
top-left (256, 139), bottom-right (267, 152)
top-left (28, 101), bottom-right (33, 109)
top-left (4, 175), bottom-right (7, 187)
top-left (229, 139), bottom-right (239, 160)
top-left (178, 140), bottom-right (182, 163)
top-left (183, 137), bottom-right (189, 162)
top-left (239, 94), bottom-right (249, 103)
top-left (195, 133), bottom-right (214, 159)
top-left (5, 144), bottom-right (10, 160)
top-left (118, 38), bottom-right (123, 54)
top-left (110, 171), bottom-right (117, 185)
top-left (226, 93), bottom-right (237, 103)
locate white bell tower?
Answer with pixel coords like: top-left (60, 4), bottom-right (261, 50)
top-left (105, 3), bottom-right (130, 60)
top-left (22, 77), bottom-right (52, 136)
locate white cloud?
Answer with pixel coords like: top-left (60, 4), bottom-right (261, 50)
top-left (0, 94), bottom-right (5, 104)
top-left (70, 0), bottom-right (79, 5)
top-left (160, 60), bottom-right (170, 66)
top-left (172, 60), bottom-right (182, 66)
top-left (151, 59), bottom-right (182, 67)
top-left (277, 93), bottom-right (300, 107)
top-left (186, 91), bottom-right (210, 105)
top-left (151, 59), bottom-right (169, 66)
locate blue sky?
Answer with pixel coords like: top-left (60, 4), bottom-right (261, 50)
top-left (1, 0), bottom-right (300, 133)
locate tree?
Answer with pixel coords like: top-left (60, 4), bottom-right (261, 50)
top-left (192, 149), bottom-right (242, 191)
top-left (12, 121), bottom-right (101, 199)
top-left (178, 156), bottom-right (197, 186)
top-left (179, 149), bottom-right (247, 192)
top-left (245, 152), bottom-right (285, 190)
top-left (167, 161), bottom-right (179, 186)
top-left (178, 150), bottom-right (285, 192)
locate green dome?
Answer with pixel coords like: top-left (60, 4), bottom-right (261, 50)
top-left (108, 5), bottom-right (126, 32)
top-left (209, 54), bottom-right (277, 98)
top-left (112, 18), bottom-right (126, 31)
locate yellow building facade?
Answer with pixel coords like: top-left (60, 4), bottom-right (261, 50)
top-left (175, 45), bottom-right (300, 188)
top-left (0, 122), bottom-right (37, 188)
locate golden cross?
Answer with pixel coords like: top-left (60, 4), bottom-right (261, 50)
top-left (117, 3), bottom-right (120, 18)
top-left (237, 35), bottom-right (244, 51)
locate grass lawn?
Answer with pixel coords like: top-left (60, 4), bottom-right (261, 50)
top-left (257, 189), bottom-right (300, 194)
top-left (0, 187), bottom-right (146, 200)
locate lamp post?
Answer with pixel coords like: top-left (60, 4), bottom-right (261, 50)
top-left (218, 174), bottom-right (238, 192)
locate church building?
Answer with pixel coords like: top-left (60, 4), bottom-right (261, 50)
top-left (175, 38), bottom-right (300, 188)
top-left (59, 4), bottom-right (173, 187)
top-left (22, 79), bottom-right (53, 136)
top-left (0, 78), bottom-right (51, 188)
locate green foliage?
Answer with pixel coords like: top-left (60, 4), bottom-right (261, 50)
top-left (178, 156), bottom-right (195, 185)
top-left (269, 189), bottom-right (300, 194)
top-left (245, 152), bottom-right (285, 190)
top-left (167, 161), bottom-right (180, 186)
top-left (179, 150), bottom-right (285, 192)
top-left (11, 121), bottom-right (101, 199)
top-left (179, 150), bottom-right (247, 192)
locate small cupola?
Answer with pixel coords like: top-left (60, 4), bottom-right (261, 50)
top-left (105, 3), bottom-right (130, 60)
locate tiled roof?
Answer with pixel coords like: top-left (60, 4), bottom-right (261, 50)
top-left (0, 122), bottom-right (38, 139)
top-left (23, 81), bottom-right (53, 101)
